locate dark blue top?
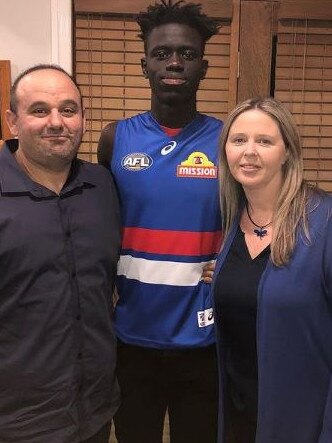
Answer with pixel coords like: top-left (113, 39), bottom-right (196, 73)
top-left (213, 191), bottom-right (332, 443)
top-left (0, 141), bottom-right (121, 442)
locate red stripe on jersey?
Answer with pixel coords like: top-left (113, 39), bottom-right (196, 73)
top-left (122, 227), bottom-right (222, 256)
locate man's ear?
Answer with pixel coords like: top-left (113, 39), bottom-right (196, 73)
top-left (201, 59), bottom-right (208, 80)
top-left (141, 58), bottom-right (148, 78)
top-left (5, 110), bottom-right (19, 137)
top-left (82, 107), bottom-right (87, 135)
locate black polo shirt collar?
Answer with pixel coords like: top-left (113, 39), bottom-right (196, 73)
top-left (0, 139), bottom-right (95, 197)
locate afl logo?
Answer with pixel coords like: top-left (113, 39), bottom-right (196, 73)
top-left (122, 153), bottom-right (153, 171)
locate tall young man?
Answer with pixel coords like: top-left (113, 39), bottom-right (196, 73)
top-left (98, 1), bottom-right (223, 441)
top-left (2, 64), bottom-right (120, 443)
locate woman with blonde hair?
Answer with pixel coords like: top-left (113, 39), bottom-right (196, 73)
top-left (212, 97), bottom-right (332, 442)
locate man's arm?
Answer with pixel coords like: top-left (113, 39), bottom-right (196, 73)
top-left (97, 121), bottom-right (118, 168)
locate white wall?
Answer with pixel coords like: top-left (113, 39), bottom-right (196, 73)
top-left (0, 0), bottom-right (72, 82)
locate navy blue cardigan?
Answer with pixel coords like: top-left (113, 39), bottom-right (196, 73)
top-left (213, 192), bottom-right (332, 443)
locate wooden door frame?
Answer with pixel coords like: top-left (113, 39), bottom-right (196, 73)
top-left (0, 60), bottom-right (12, 142)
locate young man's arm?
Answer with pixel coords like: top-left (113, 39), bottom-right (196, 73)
top-left (97, 121), bottom-right (118, 168)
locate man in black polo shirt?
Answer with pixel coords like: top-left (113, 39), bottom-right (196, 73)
top-left (1, 64), bottom-right (120, 443)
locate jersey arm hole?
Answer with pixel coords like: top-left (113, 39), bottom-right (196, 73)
top-left (97, 121), bottom-right (118, 168)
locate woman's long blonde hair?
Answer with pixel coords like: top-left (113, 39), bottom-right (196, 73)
top-left (219, 97), bottom-right (313, 266)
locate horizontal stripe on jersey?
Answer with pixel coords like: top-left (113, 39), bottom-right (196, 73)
top-left (118, 255), bottom-right (213, 286)
top-left (122, 227), bottom-right (222, 256)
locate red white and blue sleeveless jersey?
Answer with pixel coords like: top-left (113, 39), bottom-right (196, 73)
top-left (111, 112), bottom-right (223, 349)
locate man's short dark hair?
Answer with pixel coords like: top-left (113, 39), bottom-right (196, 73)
top-left (10, 64), bottom-right (83, 114)
top-left (137, 0), bottom-right (221, 53)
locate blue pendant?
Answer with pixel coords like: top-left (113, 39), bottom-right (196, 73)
top-left (254, 228), bottom-right (267, 239)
